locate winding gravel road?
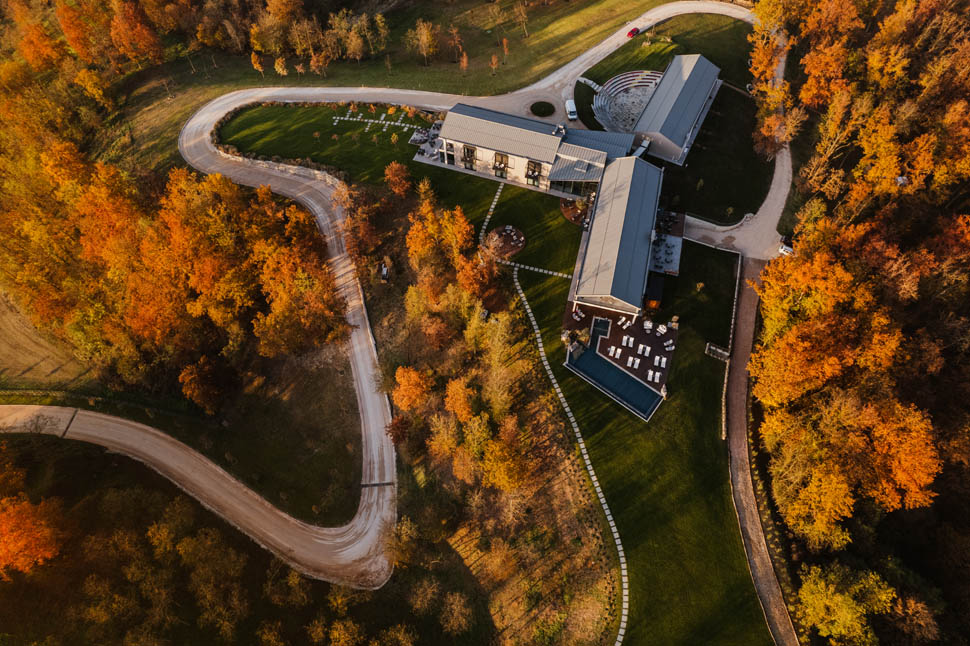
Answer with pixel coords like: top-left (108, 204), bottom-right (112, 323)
top-left (2, 3), bottom-right (797, 643)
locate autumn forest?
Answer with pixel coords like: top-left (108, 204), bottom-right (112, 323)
top-left (1, 0), bottom-right (970, 643)
top-left (748, 0), bottom-right (970, 643)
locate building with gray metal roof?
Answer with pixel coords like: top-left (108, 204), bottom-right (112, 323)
top-left (432, 104), bottom-right (634, 197)
top-left (439, 104), bottom-right (564, 163)
top-left (633, 54), bottom-right (721, 165)
top-left (569, 157), bottom-right (663, 315)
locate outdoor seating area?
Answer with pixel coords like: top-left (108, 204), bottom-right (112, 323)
top-left (413, 120), bottom-right (443, 158)
top-left (597, 312), bottom-right (677, 391)
top-left (564, 303), bottom-right (679, 394)
top-left (487, 225), bottom-right (527, 259)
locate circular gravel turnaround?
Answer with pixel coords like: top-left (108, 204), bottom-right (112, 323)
top-left (530, 100), bottom-right (556, 117)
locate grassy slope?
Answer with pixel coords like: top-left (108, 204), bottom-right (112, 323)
top-left (100, 0), bottom-right (676, 173)
top-left (0, 295), bottom-right (92, 390)
top-left (517, 241), bottom-right (771, 646)
top-left (584, 13), bottom-right (754, 86)
top-left (572, 13), bottom-right (772, 224)
top-left (662, 89), bottom-right (774, 222)
top-left (0, 347), bottom-right (363, 526)
top-left (487, 186), bottom-right (581, 275)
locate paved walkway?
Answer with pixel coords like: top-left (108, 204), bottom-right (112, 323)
top-left (726, 259), bottom-right (798, 646)
top-left (512, 268), bottom-right (629, 646)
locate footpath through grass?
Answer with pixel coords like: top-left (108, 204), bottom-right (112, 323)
top-left (219, 103), bottom-right (499, 222)
top-left (517, 241), bottom-right (772, 645)
top-left (488, 186), bottom-right (581, 275)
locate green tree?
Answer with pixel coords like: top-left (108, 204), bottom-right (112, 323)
top-left (797, 562), bottom-right (895, 646)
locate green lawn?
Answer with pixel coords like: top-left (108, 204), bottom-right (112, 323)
top-left (100, 0), bottom-right (678, 173)
top-left (0, 346), bottom-right (364, 526)
top-left (487, 186), bottom-right (582, 275)
top-left (219, 103), bottom-right (500, 224)
top-left (517, 241), bottom-right (772, 646)
top-left (583, 13), bottom-right (755, 87)
top-left (662, 90), bottom-right (774, 223)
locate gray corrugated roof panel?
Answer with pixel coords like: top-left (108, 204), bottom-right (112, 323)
top-left (563, 129), bottom-right (636, 160)
top-left (574, 157), bottom-right (663, 310)
top-left (439, 103), bottom-right (564, 163)
top-left (556, 142), bottom-right (608, 165)
top-left (634, 54), bottom-right (720, 146)
top-left (548, 151), bottom-right (606, 182)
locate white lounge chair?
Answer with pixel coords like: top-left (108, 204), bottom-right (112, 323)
top-left (608, 346), bottom-right (616, 357)
top-left (626, 356), bottom-right (634, 367)
top-left (643, 346), bottom-right (651, 357)
top-left (615, 349), bottom-right (622, 360)
top-left (637, 344), bottom-right (645, 355)
top-left (654, 372), bottom-right (661, 384)
top-left (644, 320), bottom-right (653, 332)
top-left (661, 357), bottom-right (667, 368)
top-left (633, 358), bottom-right (640, 369)
top-left (668, 345), bottom-right (675, 352)
top-left (647, 369), bottom-right (655, 381)
top-left (618, 316), bottom-right (627, 327)
top-left (653, 355), bottom-right (660, 366)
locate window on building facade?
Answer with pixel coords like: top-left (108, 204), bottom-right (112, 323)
top-left (494, 152), bottom-right (509, 178)
top-left (526, 160), bottom-right (541, 186)
top-left (462, 146), bottom-right (476, 170)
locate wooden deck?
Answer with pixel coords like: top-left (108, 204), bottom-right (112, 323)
top-left (565, 304), bottom-right (678, 392)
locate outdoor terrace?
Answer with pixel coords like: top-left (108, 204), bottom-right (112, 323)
top-left (564, 305), bottom-right (679, 421)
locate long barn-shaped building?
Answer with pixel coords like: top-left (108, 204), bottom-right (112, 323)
top-left (634, 54), bottom-right (721, 165)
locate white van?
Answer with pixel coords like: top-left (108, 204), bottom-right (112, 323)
top-left (565, 99), bottom-right (578, 120)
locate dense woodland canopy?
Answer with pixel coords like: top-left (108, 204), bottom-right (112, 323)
top-left (748, 0), bottom-right (970, 643)
top-left (0, 0), bottom-right (362, 409)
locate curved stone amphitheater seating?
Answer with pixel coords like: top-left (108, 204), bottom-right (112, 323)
top-left (592, 70), bottom-right (664, 132)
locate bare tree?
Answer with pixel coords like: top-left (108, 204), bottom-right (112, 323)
top-left (514, 1), bottom-right (529, 38)
top-left (447, 24), bottom-right (463, 63)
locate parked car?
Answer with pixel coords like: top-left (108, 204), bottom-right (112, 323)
top-left (627, 27), bottom-right (640, 38)
top-left (778, 235), bottom-right (795, 256)
top-left (565, 99), bottom-right (578, 120)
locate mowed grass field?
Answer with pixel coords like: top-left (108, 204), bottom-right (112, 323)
top-left (219, 102), bottom-right (502, 224)
top-left (517, 242), bottom-right (772, 646)
top-left (487, 186), bottom-right (582, 275)
top-left (0, 294), bottom-right (91, 389)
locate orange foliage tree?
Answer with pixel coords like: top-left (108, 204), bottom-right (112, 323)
top-left (392, 366), bottom-right (432, 412)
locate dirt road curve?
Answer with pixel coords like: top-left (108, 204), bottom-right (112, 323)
top-left (0, 404), bottom-right (395, 588)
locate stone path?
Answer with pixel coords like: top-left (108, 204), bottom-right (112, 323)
top-left (499, 260), bottom-right (572, 279)
top-left (479, 183), bottom-right (505, 245)
top-left (512, 267), bottom-right (629, 646)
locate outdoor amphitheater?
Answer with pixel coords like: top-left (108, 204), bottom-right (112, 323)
top-left (590, 70), bottom-right (665, 132)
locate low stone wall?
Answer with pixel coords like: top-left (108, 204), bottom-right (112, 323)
top-left (212, 147), bottom-right (347, 189)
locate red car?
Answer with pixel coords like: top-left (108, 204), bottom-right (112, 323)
top-left (627, 27), bottom-right (640, 38)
